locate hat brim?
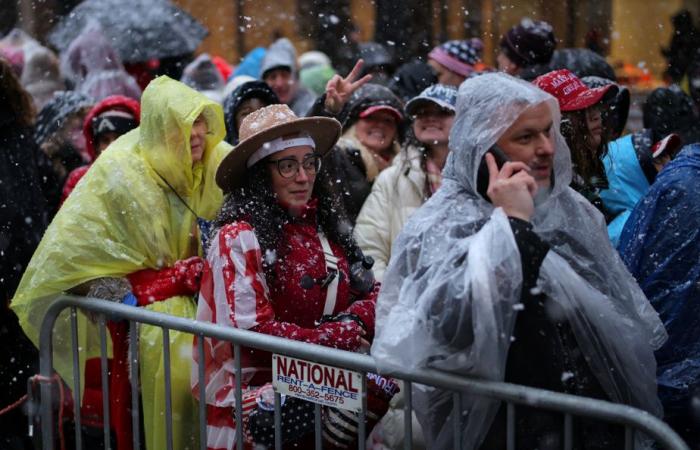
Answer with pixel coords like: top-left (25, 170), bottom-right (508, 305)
top-left (405, 97), bottom-right (456, 116)
top-left (561, 84), bottom-right (619, 112)
top-left (358, 105), bottom-right (403, 122)
top-left (216, 116), bottom-right (342, 192)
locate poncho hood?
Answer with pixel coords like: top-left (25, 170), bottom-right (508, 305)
top-left (442, 72), bottom-right (572, 196)
top-left (138, 75), bottom-right (227, 197)
top-left (11, 76), bottom-right (231, 386)
top-left (371, 73), bottom-right (666, 449)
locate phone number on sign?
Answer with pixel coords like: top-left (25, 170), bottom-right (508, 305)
top-left (287, 385), bottom-right (346, 404)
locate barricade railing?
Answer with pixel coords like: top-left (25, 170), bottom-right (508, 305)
top-left (35, 295), bottom-right (689, 450)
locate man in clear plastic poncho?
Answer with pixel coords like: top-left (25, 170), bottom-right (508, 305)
top-left (371, 73), bottom-right (667, 449)
top-left (12, 76), bottom-right (231, 450)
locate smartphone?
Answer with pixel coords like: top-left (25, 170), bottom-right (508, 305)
top-left (476, 146), bottom-right (511, 201)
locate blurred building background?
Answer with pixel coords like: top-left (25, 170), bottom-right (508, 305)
top-left (1, 0), bottom-right (699, 79)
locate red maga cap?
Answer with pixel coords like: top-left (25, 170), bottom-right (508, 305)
top-left (534, 69), bottom-right (618, 112)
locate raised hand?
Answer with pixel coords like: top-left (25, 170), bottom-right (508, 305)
top-left (324, 59), bottom-right (373, 114)
top-left (485, 153), bottom-right (537, 221)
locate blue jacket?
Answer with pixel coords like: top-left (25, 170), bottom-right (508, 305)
top-left (618, 144), bottom-right (700, 420)
top-left (600, 134), bottom-right (650, 247)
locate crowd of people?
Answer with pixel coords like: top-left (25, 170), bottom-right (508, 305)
top-left (2, 11), bottom-right (700, 450)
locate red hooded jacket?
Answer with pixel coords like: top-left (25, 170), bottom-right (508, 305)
top-left (60, 95), bottom-right (140, 204)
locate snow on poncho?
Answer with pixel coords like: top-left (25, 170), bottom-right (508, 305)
top-left (12, 75), bottom-right (231, 390)
top-left (619, 144), bottom-right (700, 422)
top-left (371, 72), bottom-right (666, 450)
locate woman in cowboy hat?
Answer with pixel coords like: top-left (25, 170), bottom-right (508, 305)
top-left (193, 104), bottom-right (390, 449)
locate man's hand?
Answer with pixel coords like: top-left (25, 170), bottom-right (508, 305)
top-left (324, 59), bottom-right (373, 114)
top-left (485, 152), bottom-right (537, 221)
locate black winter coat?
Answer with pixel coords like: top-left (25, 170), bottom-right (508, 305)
top-left (480, 219), bottom-right (624, 449)
top-left (323, 138), bottom-right (374, 222)
top-left (0, 120), bottom-right (46, 449)
top-left (0, 123), bottom-right (48, 301)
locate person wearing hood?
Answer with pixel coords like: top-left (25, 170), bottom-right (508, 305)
top-left (20, 44), bottom-right (66, 109)
top-left (298, 50), bottom-right (336, 96)
top-left (60, 27), bottom-right (142, 101)
top-left (618, 144), bottom-right (700, 446)
top-left (260, 38), bottom-right (315, 116)
top-left (180, 53), bottom-right (226, 104)
top-left (323, 80), bottom-right (405, 222)
top-left (427, 38), bottom-right (486, 86)
top-left (497, 19), bottom-right (557, 77)
top-left (601, 131), bottom-right (681, 248)
top-left (300, 63), bottom-right (337, 96)
top-left (34, 90), bottom-right (94, 215)
top-left (0, 56), bottom-right (48, 450)
top-left (355, 84), bottom-right (456, 283)
top-left (643, 85), bottom-right (700, 145)
top-left (371, 73), bottom-right (665, 450)
top-left (222, 79), bottom-right (279, 145)
top-left (357, 41), bottom-right (395, 85)
top-left (61, 95), bottom-right (141, 203)
top-left (298, 50), bottom-right (332, 71)
top-left (12, 76), bottom-right (232, 450)
top-left (232, 46), bottom-right (266, 79)
top-left (535, 69), bottom-right (618, 221)
top-left (0, 28), bottom-right (37, 75)
top-left (599, 86), bottom-right (690, 247)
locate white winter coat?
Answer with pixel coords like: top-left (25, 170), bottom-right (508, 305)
top-left (354, 144), bottom-right (428, 282)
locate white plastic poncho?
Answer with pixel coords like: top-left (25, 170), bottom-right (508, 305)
top-left (371, 73), bottom-right (667, 449)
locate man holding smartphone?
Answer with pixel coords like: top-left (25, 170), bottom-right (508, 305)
top-left (372, 72), bottom-right (666, 450)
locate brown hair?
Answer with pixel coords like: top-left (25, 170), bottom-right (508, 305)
top-left (561, 109), bottom-right (610, 184)
top-left (0, 57), bottom-right (36, 127)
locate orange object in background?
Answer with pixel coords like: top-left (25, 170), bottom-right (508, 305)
top-left (614, 62), bottom-right (665, 89)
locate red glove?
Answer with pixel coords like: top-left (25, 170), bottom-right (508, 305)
top-left (174, 256), bottom-right (205, 292)
top-left (316, 321), bottom-right (364, 351)
top-left (127, 256), bottom-right (205, 306)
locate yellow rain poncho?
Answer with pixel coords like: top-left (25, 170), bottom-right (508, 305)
top-left (12, 76), bottom-right (232, 450)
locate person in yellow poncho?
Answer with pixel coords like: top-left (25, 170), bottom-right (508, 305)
top-left (11, 76), bottom-right (232, 450)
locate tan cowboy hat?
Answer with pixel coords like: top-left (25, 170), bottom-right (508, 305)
top-left (216, 104), bottom-right (341, 191)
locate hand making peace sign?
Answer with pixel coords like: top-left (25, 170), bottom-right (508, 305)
top-left (324, 59), bottom-right (373, 114)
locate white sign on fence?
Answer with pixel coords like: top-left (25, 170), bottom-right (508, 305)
top-left (272, 354), bottom-right (363, 412)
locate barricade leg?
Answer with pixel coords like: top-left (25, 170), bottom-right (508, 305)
top-left (99, 315), bottom-right (111, 449)
top-left (129, 321), bottom-right (141, 450)
top-left (139, 320), bottom-right (198, 450)
top-left (70, 307), bottom-right (83, 450)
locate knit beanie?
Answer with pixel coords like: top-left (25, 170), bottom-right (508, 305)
top-left (500, 19), bottom-right (556, 68)
top-left (428, 38), bottom-right (483, 77)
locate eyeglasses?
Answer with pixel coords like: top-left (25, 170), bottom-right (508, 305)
top-left (267, 153), bottom-right (322, 178)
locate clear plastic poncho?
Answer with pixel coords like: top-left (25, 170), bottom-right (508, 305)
top-left (371, 73), bottom-right (667, 450)
top-left (60, 25), bottom-right (142, 101)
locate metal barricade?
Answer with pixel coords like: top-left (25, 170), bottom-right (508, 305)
top-left (35, 295), bottom-right (689, 450)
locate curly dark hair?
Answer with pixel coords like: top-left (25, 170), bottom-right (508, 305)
top-left (0, 58), bottom-right (35, 127)
top-left (214, 157), bottom-right (360, 281)
top-left (561, 109), bottom-right (610, 185)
